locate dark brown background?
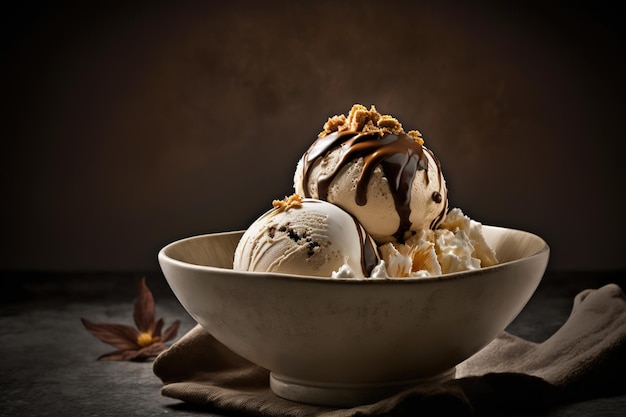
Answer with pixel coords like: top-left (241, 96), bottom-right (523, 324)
top-left (1, 0), bottom-right (624, 272)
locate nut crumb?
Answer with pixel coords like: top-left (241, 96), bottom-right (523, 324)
top-left (319, 104), bottom-right (422, 145)
top-left (272, 193), bottom-right (303, 212)
top-left (407, 129), bottom-right (424, 146)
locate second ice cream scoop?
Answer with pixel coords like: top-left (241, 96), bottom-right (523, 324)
top-left (233, 195), bottom-right (380, 278)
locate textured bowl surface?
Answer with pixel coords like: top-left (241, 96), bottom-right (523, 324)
top-left (158, 226), bottom-right (549, 406)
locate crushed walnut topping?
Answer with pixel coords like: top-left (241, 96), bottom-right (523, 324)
top-left (407, 129), bottom-right (424, 146)
top-left (272, 193), bottom-right (303, 212)
top-left (318, 104), bottom-right (424, 145)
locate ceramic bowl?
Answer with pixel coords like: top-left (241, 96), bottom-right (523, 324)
top-left (158, 225), bottom-right (549, 407)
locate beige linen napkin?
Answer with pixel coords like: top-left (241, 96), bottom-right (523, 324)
top-left (153, 284), bottom-right (626, 416)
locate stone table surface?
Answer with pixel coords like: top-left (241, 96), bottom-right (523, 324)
top-left (1, 270), bottom-right (625, 417)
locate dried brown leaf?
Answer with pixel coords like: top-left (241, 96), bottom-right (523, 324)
top-left (97, 343), bottom-right (168, 361)
top-left (137, 342), bottom-right (168, 358)
top-left (81, 318), bottom-right (140, 350)
top-left (98, 349), bottom-right (143, 361)
top-left (153, 318), bottom-right (164, 338)
top-left (133, 277), bottom-right (155, 333)
top-left (83, 277), bottom-right (180, 362)
top-left (161, 320), bottom-right (181, 343)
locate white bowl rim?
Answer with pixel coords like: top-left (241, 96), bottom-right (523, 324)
top-left (158, 225), bottom-right (549, 285)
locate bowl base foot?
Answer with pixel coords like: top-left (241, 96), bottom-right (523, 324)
top-left (269, 367), bottom-right (456, 407)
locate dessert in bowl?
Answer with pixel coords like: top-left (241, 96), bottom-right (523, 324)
top-left (158, 104), bottom-right (549, 406)
top-left (158, 225), bottom-right (548, 406)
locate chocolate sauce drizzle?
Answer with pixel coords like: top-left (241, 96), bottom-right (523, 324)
top-left (354, 219), bottom-right (380, 276)
top-left (300, 131), bottom-right (447, 242)
top-left (306, 199), bottom-right (379, 276)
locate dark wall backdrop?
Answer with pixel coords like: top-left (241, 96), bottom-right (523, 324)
top-left (2, 1), bottom-right (624, 271)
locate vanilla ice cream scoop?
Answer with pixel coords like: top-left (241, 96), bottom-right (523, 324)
top-left (294, 105), bottom-right (448, 243)
top-left (233, 194), bottom-right (380, 278)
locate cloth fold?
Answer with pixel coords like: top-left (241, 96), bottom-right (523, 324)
top-left (153, 284), bottom-right (626, 416)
